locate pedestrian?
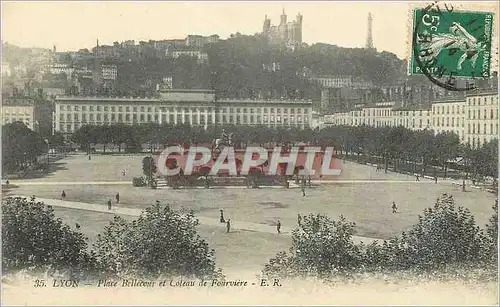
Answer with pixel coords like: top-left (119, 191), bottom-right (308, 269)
top-left (122, 169), bottom-right (126, 176)
top-left (297, 213), bottom-right (302, 226)
top-left (5, 180), bottom-right (9, 185)
top-left (301, 179), bottom-right (306, 197)
top-left (61, 190), bottom-right (66, 200)
top-left (415, 174), bottom-right (420, 181)
top-left (88, 155), bottom-right (91, 160)
top-left (156, 200), bottom-right (160, 205)
top-left (308, 176), bottom-right (312, 187)
top-left (108, 199), bottom-right (112, 210)
top-left (277, 220), bottom-right (281, 234)
top-left (30, 195), bottom-right (36, 202)
top-left (392, 201), bottom-right (397, 213)
top-left (226, 219), bottom-right (231, 233)
top-left (75, 223), bottom-right (81, 229)
top-left (434, 176), bottom-right (438, 184)
top-left (115, 192), bottom-right (120, 203)
top-left (220, 209), bottom-right (225, 223)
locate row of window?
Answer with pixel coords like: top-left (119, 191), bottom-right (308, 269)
top-left (59, 119), bottom-right (308, 133)
top-left (433, 117), bottom-right (465, 128)
top-left (468, 123), bottom-right (499, 135)
top-left (467, 109), bottom-right (498, 120)
top-left (338, 118), bottom-right (431, 129)
top-left (59, 113), bottom-right (310, 125)
top-left (468, 136), bottom-right (497, 149)
top-left (58, 105), bottom-right (309, 114)
top-left (3, 108), bottom-right (32, 115)
top-left (468, 96), bottom-right (498, 106)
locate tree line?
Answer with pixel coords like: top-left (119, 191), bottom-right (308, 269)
top-left (71, 123), bottom-right (498, 181)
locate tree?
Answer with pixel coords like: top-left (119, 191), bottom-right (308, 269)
top-left (364, 194), bottom-right (490, 271)
top-left (93, 203), bottom-right (223, 279)
top-left (142, 156), bottom-right (157, 186)
top-left (2, 122), bottom-right (45, 173)
top-left (263, 214), bottom-right (363, 279)
top-left (2, 197), bottom-right (97, 277)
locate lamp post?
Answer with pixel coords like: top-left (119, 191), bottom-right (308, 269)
top-left (44, 139), bottom-right (50, 165)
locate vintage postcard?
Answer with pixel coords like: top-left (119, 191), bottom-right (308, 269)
top-left (1, 1), bottom-right (499, 306)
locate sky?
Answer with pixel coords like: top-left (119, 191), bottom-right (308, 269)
top-left (1, 1), bottom-right (498, 61)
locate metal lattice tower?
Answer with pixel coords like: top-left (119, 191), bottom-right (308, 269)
top-left (366, 13), bottom-right (374, 49)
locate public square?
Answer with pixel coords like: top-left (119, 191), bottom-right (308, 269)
top-left (3, 154), bottom-right (496, 274)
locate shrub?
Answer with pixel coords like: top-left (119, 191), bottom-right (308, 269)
top-left (93, 203), bottom-right (223, 280)
top-left (2, 197), bottom-right (97, 278)
top-left (132, 177), bottom-right (146, 187)
top-left (263, 194), bottom-right (496, 281)
top-left (363, 194), bottom-right (490, 272)
top-left (485, 200), bottom-right (498, 263)
top-left (263, 214), bottom-right (363, 279)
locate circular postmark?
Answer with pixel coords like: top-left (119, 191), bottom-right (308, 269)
top-left (411, 1), bottom-right (493, 91)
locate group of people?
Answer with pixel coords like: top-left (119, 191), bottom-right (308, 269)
top-left (60, 190), bottom-right (120, 211)
top-left (220, 209), bottom-right (282, 234)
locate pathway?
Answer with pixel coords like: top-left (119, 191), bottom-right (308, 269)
top-left (9, 195), bottom-right (380, 245)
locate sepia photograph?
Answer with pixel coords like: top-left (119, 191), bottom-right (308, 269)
top-left (1, 1), bottom-right (499, 305)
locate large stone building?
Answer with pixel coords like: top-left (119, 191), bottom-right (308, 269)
top-left (262, 10), bottom-right (302, 48)
top-left (2, 97), bottom-right (53, 135)
top-left (322, 91), bottom-right (499, 148)
top-left (53, 89), bottom-right (313, 135)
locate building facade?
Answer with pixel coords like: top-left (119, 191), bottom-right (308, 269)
top-left (465, 92), bottom-right (499, 148)
top-left (171, 50), bottom-right (209, 64)
top-left (185, 35), bottom-right (220, 47)
top-left (53, 90), bottom-right (313, 134)
top-left (322, 91), bottom-right (498, 148)
top-left (2, 97), bottom-right (36, 130)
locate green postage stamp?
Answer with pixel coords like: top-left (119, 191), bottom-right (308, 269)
top-left (409, 3), bottom-right (494, 88)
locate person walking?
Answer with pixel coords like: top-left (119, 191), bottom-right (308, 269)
top-left (108, 199), bottom-right (112, 210)
top-left (297, 213), bottom-right (302, 226)
top-left (220, 209), bottom-right (225, 223)
top-left (115, 192), bottom-right (120, 203)
top-left (61, 190), bottom-right (66, 200)
top-left (434, 176), bottom-right (438, 184)
top-left (301, 179), bottom-right (306, 197)
top-left (392, 201), bottom-right (397, 213)
top-left (226, 219), bottom-right (231, 233)
top-left (416, 174), bottom-right (420, 181)
top-left (277, 220), bottom-right (282, 234)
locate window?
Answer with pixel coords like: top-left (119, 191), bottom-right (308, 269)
top-left (140, 107), bottom-right (145, 112)
top-left (147, 114), bottom-right (152, 122)
top-left (491, 109), bottom-right (494, 119)
top-left (82, 106), bottom-right (87, 111)
top-left (147, 107), bottom-right (152, 112)
top-left (484, 124), bottom-right (487, 134)
top-left (119, 107), bottom-right (123, 112)
top-left (67, 105), bottom-right (72, 111)
top-left (111, 106), bottom-right (115, 112)
top-left (104, 106), bottom-right (109, 111)
top-left (90, 114), bottom-right (94, 121)
top-left (126, 114), bottom-right (130, 121)
top-left (111, 114), bottom-right (116, 121)
top-left (97, 106), bottom-right (102, 111)
top-left (104, 114), bottom-right (108, 121)
top-left (59, 114), bottom-right (64, 120)
top-left (97, 114), bottom-right (102, 121)
top-left (140, 114), bottom-right (145, 121)
top-left (66, 114), bottom-right (71, 121)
